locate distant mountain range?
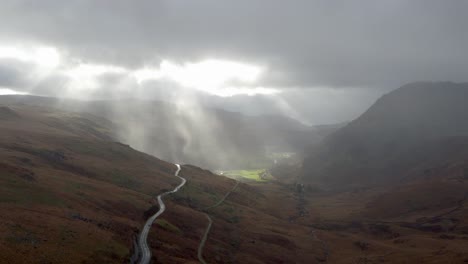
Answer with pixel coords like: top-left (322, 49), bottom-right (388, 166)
top-left (303, 82), bottom-right (468, 187)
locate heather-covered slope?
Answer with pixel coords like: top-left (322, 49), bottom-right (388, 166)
top-left (0, 105), bottom-right (326, 263)
top-left (0, 105), bottom-right (179, 263)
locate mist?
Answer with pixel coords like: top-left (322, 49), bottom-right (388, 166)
top-left (0, 44), bottom-right (370, 170)
top-left (1, 0), bottom-right (468, 170)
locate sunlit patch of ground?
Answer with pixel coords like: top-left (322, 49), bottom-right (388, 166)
top-left (221, 169), bottom-right (272, 182)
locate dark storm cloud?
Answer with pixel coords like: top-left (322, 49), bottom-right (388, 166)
top-left (0, 0), bottom-right (467, 90)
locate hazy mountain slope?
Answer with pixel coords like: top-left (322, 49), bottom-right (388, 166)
top-left (0, 95), bottom-right (330, 170)
top-left (303, 82), bottom-right (468, 187)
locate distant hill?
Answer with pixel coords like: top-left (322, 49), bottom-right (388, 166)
top-left (303, 82), bottom-right (468, 187)
top-left (0, 95), bottom-right (336, 170)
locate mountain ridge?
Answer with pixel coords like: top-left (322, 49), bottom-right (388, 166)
top-left (303, 82), bottom-right (468, 187)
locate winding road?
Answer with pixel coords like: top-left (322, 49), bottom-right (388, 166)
top-left (197, 180), bottom-right (239, 264)
top-left (137, 164), bottom-right (186, 264)
top-left (197, 214), bottom-right (212, 264)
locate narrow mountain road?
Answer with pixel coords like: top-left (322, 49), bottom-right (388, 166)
top-left (137, 164), bottom-right (185, 264)
top-left (310, 228), bottom-right (330, 263)
top-left (198, 181), bottom-right (239, 264)
top-left (197, 214), bottom-right (212, 264)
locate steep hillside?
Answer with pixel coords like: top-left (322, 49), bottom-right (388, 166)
top-left (291, 82), bottom-right (468, 263)
top-left (303, 82), bottom-right (468, 187)
top-left (0, 105), bottom-right (179, 263)
top-left (0, 105), bottom-right (328, 263)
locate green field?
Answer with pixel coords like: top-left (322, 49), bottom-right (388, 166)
top-left (222, 169), bottom-right (269, 182)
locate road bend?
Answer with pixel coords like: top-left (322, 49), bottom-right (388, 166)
top-left (137, 164), bottom-right (186, 264)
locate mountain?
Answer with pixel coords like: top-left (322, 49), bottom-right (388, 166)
top-left (303, 82), bottom-right (468, 187)
top-left (0, 105), bottom-right (326, 263)
top-left (296, 82), bottom-right (468, 263)
top-left (0, 95), bottom-right (333, 170)
top-left (3, 88), bottom-right (468, 263)
top-left (0, 105), bottom-right (177, 263)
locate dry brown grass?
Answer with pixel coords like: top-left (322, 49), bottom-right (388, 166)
top-left (3, 104), bottom-right (467, 263)
top-left (0, 105), bottom-right (328, 263)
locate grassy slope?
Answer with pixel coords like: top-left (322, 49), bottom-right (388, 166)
top-left (223, 169), bottom-right (267, 182)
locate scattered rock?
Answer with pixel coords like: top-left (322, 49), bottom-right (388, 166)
top-left (402, 217), bottom-right (458, 232)
top-left (37, 150), bottom-right (67, 163)
top-left (19, 170), bottom-right (36, 181)
top-left (439, 234), bottom-right (456, 239)
top-left (0, 162), bottom-right (36, 181)
top-left (15, 157), bottom-right (33, 166)
top-left (369, 223), bottom-right (400, 239)
top-left (393, 238), bottom-right (408, 244)
top-left (354, 240), bottom-right (370, 251)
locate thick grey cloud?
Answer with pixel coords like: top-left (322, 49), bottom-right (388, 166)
top-left (0, 0), bottom-right (467, 125)
top-left (0, 0), bottom-right (467, 90)
top-left (0, 59), bottom-right (36, 88)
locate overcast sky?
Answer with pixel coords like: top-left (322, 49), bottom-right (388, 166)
top-left (0, 0), bottom-right (466, 124)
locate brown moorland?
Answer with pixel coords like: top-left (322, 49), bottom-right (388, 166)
top-left (3, 103), bottom-right (468, 264)
top-left (0, 105), bottom-right (327, 263)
